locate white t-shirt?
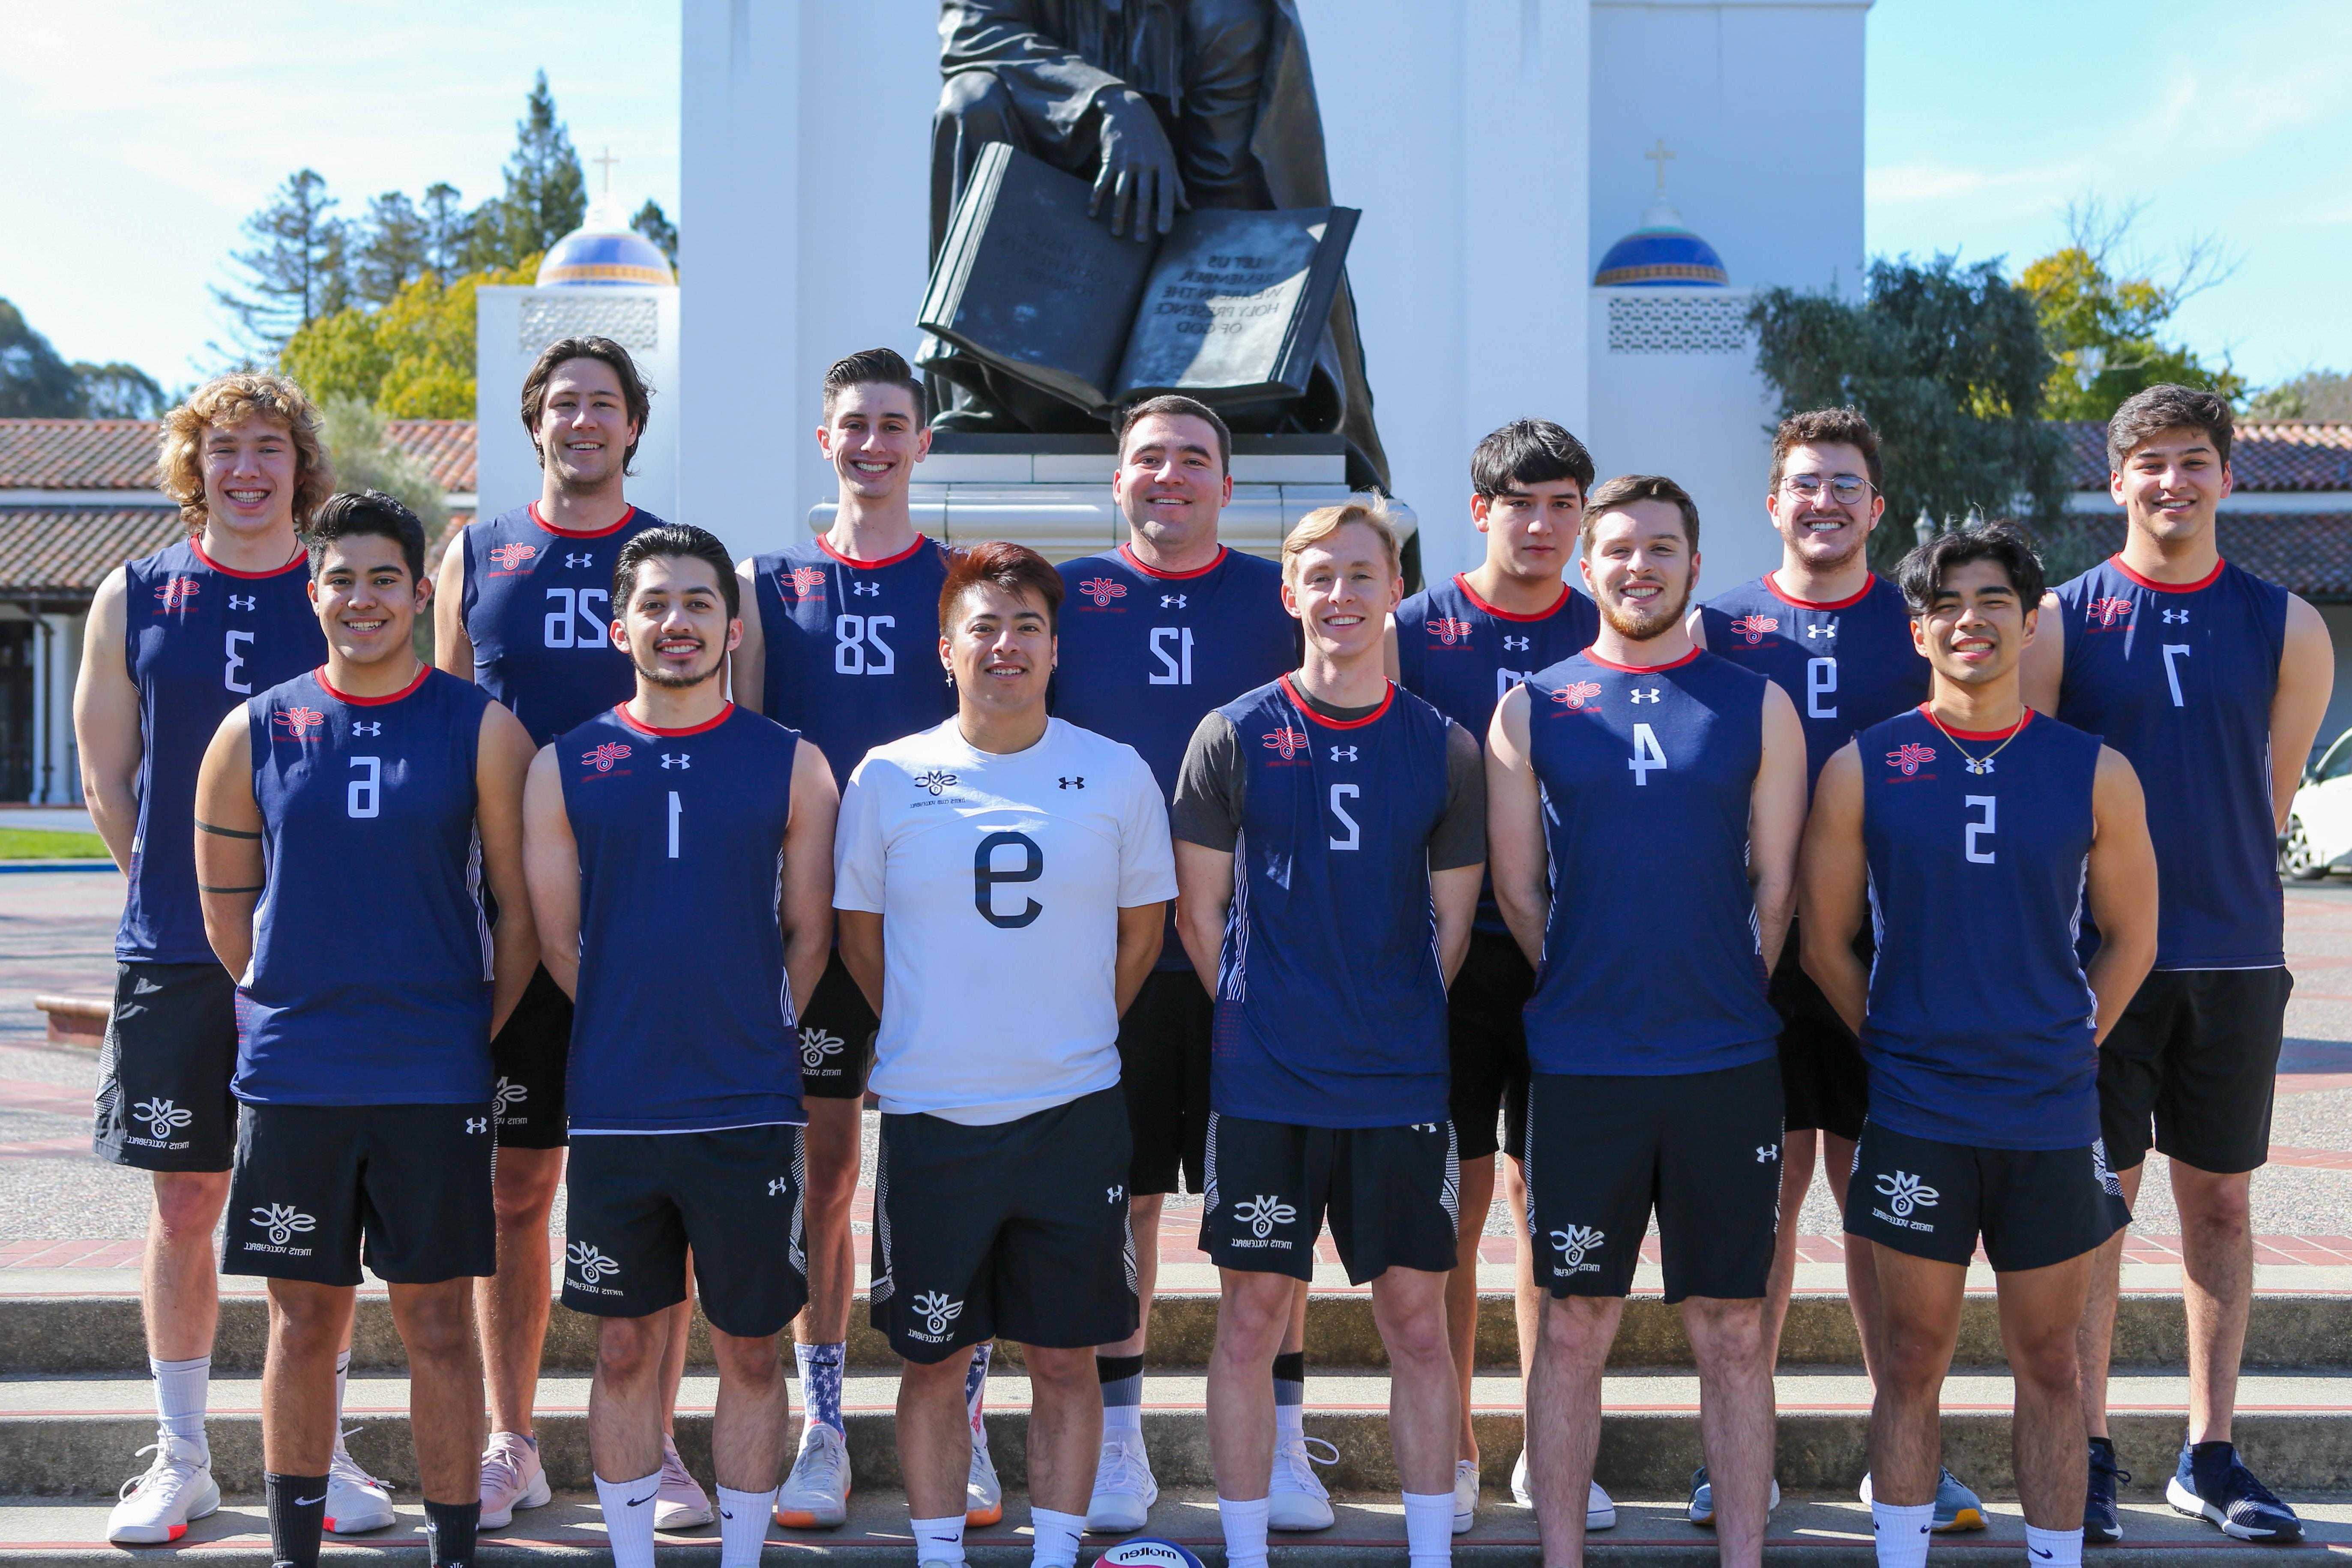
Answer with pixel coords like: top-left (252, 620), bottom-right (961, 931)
top-left (834, 716), bottom-right (1177, 1123)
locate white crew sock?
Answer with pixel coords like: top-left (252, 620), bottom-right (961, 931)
top-left (2026, 1524), bottom-right (2083, 1568)
top-left (1101, 1401), bottom-right (1142, 1435)
top-left (1403, 1489), bottom-right (1454, 1565)
top-left (1275, 1400), bottom-right (1303, 1438)
top-left (332, 1349), bottom-right (351, 1442)
top-left (595, 1468), bottom-right (663, 1568)
top-left (1871, 1499), bottom-right (1935, 1568)
top-left (151, 1355), bottom-right (209, 1454)
top-left (1028, 1505), bottom-right (1086, 1568)
top-left (716, 1484), bottom-right (775, 1568)
top-left (1219, 1494), bottom-right (1271, 1568)
top-left (911, 1512), bottom-right (967, 1565)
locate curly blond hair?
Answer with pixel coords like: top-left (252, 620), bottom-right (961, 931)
top-left (156, 373), bottom-right (335, 534)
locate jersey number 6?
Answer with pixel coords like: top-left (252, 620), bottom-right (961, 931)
top-left (974, 830), bottom-right (1044, 928)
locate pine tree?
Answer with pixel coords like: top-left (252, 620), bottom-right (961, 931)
top-left (631, 200), bottom-right (679, 267)
top-left (470, 70), bottom-right (586, 269)
top-left (213, 169), bottom-right (349, 359)
top-left (353, 192), bottom-right (429, 306)
top-left (420, 183), bottom-right (469, 285)
top-left (0, 298), bottom-right (84, 416)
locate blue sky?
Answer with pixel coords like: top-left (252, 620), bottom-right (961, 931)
top-left (4, 1), bottom-right (2345, 392)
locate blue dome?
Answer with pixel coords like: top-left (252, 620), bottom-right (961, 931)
top-left (1594, 197), bottom-right (1727, 288)
top-left (536, 199), bottom-right (675, 287)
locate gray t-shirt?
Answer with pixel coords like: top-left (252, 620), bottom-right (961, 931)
top-left (1170, 684), bottom-right (1486, 868)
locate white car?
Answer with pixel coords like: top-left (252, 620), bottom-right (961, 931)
top-left (2282, 725), bottom-right (2352, 879)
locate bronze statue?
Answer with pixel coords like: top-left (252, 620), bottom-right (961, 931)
top-left (928, 0), bottom-right (1389, 490)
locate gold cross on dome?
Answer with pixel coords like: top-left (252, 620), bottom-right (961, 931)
top-left (1643, 138), bottom-right (1675, 192)
top-left (593, 145), bottom-right (620, 195)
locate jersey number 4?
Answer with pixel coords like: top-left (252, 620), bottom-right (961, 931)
top-left (1628, 722), bottom-right (1668, 785)
top-left (975, 831), bottom-right (1044, 928)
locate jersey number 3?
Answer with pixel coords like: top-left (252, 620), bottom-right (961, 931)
top-left (975, 830), bottom-right (1044, 928)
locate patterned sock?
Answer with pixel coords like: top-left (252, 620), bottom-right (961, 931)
top-left (265, 1472), bottom-right (328, 1568)
top-left (1098, 1352), bottom-right (1145, 1434)
top-left (1402, 1489), bottom-right (1453, 1565)
top-left (911, 1512), bottom-right (967, 1565)
top-left (2025, 1524), bottom-right (2083, 1568)
top-left (1273, 1350), bottom-right (1304, 1436)
top-left (422, 1499), bottom-right (478, 1568)
top-left (793, 1341), bottom-right (844, 1437)
top-left (595, 1469), bottom-right (662, 1568)
top-left (152, 1355), bottom-right (209, 1454)
top-left (964, 1341), bottom-right (993, 1434)
top-left (716, 1485), bottom-right (775, 1568)
top-left (1028, 1505), bottom-right (1086, 1568)
top-left (1870, 1499), bottom-right (1934, 1568)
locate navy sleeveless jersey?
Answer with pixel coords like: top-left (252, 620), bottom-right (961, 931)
top-left (560, 703), bottom-right (806, 1133)
top-left (749, 534), bottom-right (954, 792)
top-left (1700, 572), bottom-right (1928, 791)
top-left (2055, 557), bottom-right (2288, 970)
top-left (1520, 649), bottom-right (1780, 1074)
top-left (1209, 677), bottom-right (1455, 1127)
top-left (460, 503), bottom-right (667, 744)
top-left (1056, 544), bottom-right (1296, 969)
top-left (237, 667), bottom-right (495, 1106)
top-left (1859, 708), bottom-right (2103, 1149)
top-left (1396, 573), bottom-right (1598, 932)
top-left (118, 539), bottom-right (324, 964)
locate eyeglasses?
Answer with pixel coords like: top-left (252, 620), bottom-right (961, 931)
top-left (1782, 473), bottom-right (1873, 505)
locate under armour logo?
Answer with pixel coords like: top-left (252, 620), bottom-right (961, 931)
top-left (565, 553), bottom-right (594, 569)
top-left (251, 1203), bottom-right (316, 1247)
top-left (466, 1117), bottom-right (488, 1134)
top-left (2162, 608), bottom-right (2189, 624)
top-left (661, 753), bottom-right (690, 769)
top-left (227, 593), bottom-right (256, 611)
top-left (1629, 688), bottom-right (1661, 703)
top-left (767, 1178), bottom-right (789, 1197)
top-left (1233, 1194), bottom-right (1299, 1239)
top-left (1108, 1184), bottom-right (1125, 1204)
top-left (1874, 1170), bottom-right (1940, 1217)
top-left (1503, 634), bottom-right (1531, 652)
top-left (1161, 594), bottom-right (1188, 609)
top-left (351, 721), bottom-right (381, 736)
top-left (1059, 776), bottom-right (1085, 789)
top-left (567, 1241), bottom-right (619, 1283)
top-left (1757, 1146), bottom-right (1779, 1163)
top-left (1410, 1122), bottom-right (1439, 1133)
top-left (1806, 619), bottom-right (1838, 640)
top-left (1550, 1225), bottom-right (1605, 1267)
top-left (851, 582), bottom-right (882, 597)
top-left (1329, 746), bottom-right (1357, 762)
top-left (1963, 756), bottom-right (1995, 775)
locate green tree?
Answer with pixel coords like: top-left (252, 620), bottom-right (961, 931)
top-left (72, 362), bottom-right (166, 419)
top-left (631, 199), bottom-right (679, 268)
top-left (214, 169), bottom-right (350, 359)
top-left (467, 71), bottom-right (586, 271)
top-left (2248, 369), bottom-right (2352, 422)
top-left (1751, 254), bottom-right (2068, 573)
top-left (2019, 199), bottom-right (2242, 419)
top-left (0, 298), bottom-right (84, 416)
top-left (279, 261), bottom-right (536, 419)
top-left (320, 394), bottom-right (451, 536)
top-left (420, 183), bottom-right (469, 285)
top-left (353, 192), bottom-right (429, 306)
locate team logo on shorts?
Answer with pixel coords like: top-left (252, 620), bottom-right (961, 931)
top-left (494, 1077), bottom-right (528, 1119)
top-left (1874, 1170), bottom-right (1939, 1218)
top-left (488, 543), bottom-right (539, 573)
top-left (913, 769), bottom-right (958, 796)
top-left (783, 566), bottom-right (827, 598)
top-left (134, 1098), bottom-right (193, 1142)
top-left (1076, 577), bottom-right (1128, 608)
top-left (1260, 728), bottom-right (1310, 760)
top-left (800, 1026), bottom-right (844, 1071)
top-left (1885, 742), bottom-right (1936, 776)
top-left (1230, 1194), bottom-right (1298, 1244)
top-left (1550, 1225), bottom-right (1605, 1271)
top-left (1550, 681), bottom-right (1602, 711)
top-left (910, 1290), bottom-right (964, 1342)
top-left (2085, 595), bottom-right (2134, 630)
top-left (1428, 616), bottom-right (1475, 646)
top-left (249, 1204), bottom-right (317, 1249)
top-left (1728, 613), bottom-right (1779, 645)
top-left (567, 1241), bottom-right (621, 1287)
top-left (274, 706), bottom-right (326, 740)
top-left (155, 576), bottom-right (201, 610)
top-left (582, 740), bottom-right (633, 773)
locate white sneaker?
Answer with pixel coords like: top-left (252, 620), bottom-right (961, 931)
top-left (324, 1428), bottom-right (395, 1534)
top-left (655, 1433), bottom-right (715, 1529)
top-left (1511, 1452), bottom-right (1615, 1531)
top-left (478, 1430), bottom-right (551, 1530)
top-left (1084, 1430), bottom-right (1158, 1533)
top-left (107, 1431), bottom-right (220, 1544)
top-left (774, 1424), bottom-right (850, 1530)
top-left (1453, 1457), bottom-right (1481, 1535)
top-left (967, 1420), bottom-right (1003, 1527)
top-left (1268, 1431), bottom-right (1339, 1531)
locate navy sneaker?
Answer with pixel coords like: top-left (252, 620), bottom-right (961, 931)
top-left (2166, 1441), bottom-right (2301, 1542)
top-left (2084, 1438), bottom-right (2130, 1543)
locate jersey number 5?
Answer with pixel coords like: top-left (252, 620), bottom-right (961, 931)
top-left (974, 830), bottom-right (1044, 928)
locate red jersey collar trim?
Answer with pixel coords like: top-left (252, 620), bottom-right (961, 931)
top-left (318, 662), bottom-right (429, 706)
top-left (1920, 703), bottom-right (2035, 743)
top-left (1582, 644), bottom-right (1702, 674)
top-left (816, 533), bottom-right (929, 569)
top-left (1764, 570), bottom-right (1876, 611)
top-left (1454, 573), bottom-right (1571, 622)
top-left (1281, 672), bottom-right (1393, 729)
top-left (2110, 554), bottom-right (2225, 593)
top-left (616, 700), bottom-right (734, 738)
top-left (529, 501), bottom-right (637, 540)
top-left (1119, 542), bottom-right (1228, 580)
top-left (193, 539), bottom-right (306, 579)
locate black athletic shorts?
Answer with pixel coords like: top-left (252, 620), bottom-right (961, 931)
top-left (224, 1101), bottom-right (496, 1286)
top-left (2098, 967), bottom-right (2290, 1176)
top-left (1447, 929), bottom-right (1534, 1163)
top-left (1200, 1113), bottom-right (1460, 1285)
top-left (797, 951), bottom-right (878, 1101)
top-left (93, 962), bottom-right (238, 1173)
top-left (1116, 969), bottom-right (1213, 1195)
top-left (489, 964), bottom-right (571, 1149)
top-left (870, 1086), bottom-right (1136, 1362)
top-left (1771, 924), bottom-right (1869, 1141)
top-left (1845, 1120), bottom-right (2129, 1273)
top-left (563, 1125), bottom-right (809, 1337)
top-left (1522, 1058), bottom-right (1784, 1302)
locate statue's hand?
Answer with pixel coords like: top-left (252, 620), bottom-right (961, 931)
top-left (1091, 87), bottom-right (1187, 241)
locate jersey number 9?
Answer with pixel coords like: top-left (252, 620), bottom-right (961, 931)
top-left (974, 830), bottom-right (1044, 928)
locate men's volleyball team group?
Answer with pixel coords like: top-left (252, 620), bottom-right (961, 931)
top-left (73, 335), bottom-right (2331, 1568)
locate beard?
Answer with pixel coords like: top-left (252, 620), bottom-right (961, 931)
top-left (634, 646), bottom-right (722, 689)
top-left (1596, 576), bottom-right (1693, 641)
top-left (1789, 517), bottom-right (1869, 572)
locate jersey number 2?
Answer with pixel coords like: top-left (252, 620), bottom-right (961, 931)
top-left (974, 831), bottom-right (1044, 928)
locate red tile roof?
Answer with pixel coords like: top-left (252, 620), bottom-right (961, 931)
top-left (0, 507), bottom-right (188, 598)
top-left (2062, 420), bottom-right (2352, 491)
top-left (0, 418), bottom-right (476, 494)
top-left (2041, 511), bottom-right (2352, 601)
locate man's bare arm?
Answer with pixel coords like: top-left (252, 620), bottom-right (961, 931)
top-left (475, 703), bottom-right (540, 1036)
top-left (192, 710), bottom-right (263, 977)
top-left (1797, 742), bottom-right (1870, 1035)
top-left (520, 746), bottom-right (581, 999)
top-left (432, 533), bottom-right (473, 678)
top-left (2083, 746), bottom-right (2160, 1045)
top-left (1173, 841), bottom-right (1235, 997)
top-left (1431, 863), bottom-right (1482, 986)
top-left (731, 559), bottom-right (767, 714)
top-left (1115, 902), bottom-right (1165, 1016)
top-left (2272, 595), bottom-right (2336, 829)
top-left (2019, 591), bottom-right (2065, 715)
top-left (73, 568), bottom-right (141, 871)
top-left (1748, 682), bottom-right (1809, 971)
top-left (781, 738), bottom-right (840, 1018)
top-left (1484, 685), bottom-right (1549, 967)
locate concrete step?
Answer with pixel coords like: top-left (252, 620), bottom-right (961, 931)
top-left (6, 1290), bottom-right (2349, 1375)
top-left (4, 1490), bottom-right (2352, 1566)
top-left (9, 1369), bottom-right (2352, 1500)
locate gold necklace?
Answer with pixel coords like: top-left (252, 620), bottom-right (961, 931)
top-left (1923, 706), bottom-right (2029, 776)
